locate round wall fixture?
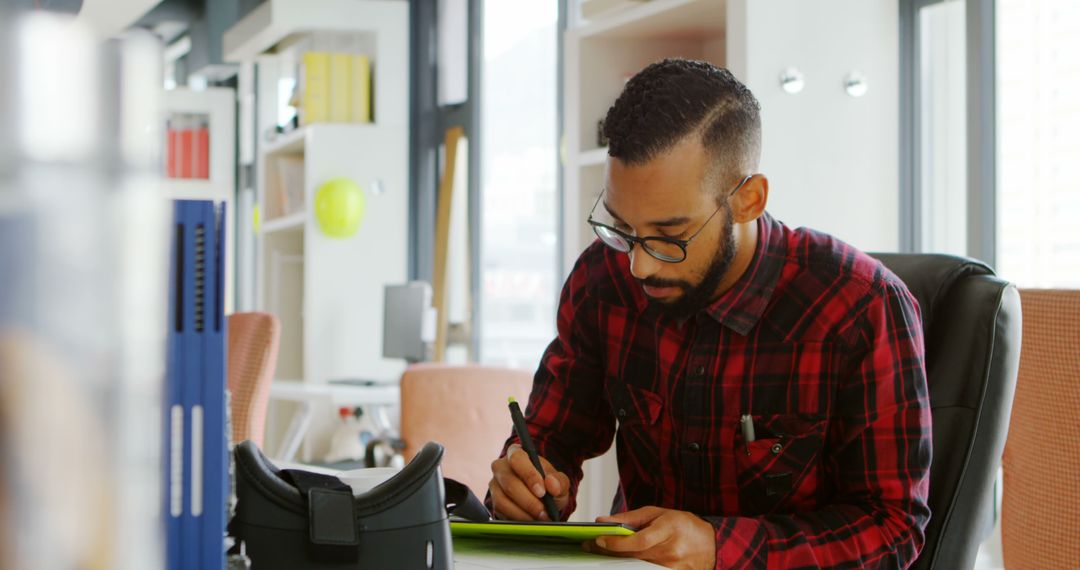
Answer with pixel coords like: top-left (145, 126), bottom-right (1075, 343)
top-left (779, 68), bottom-right (805, 94)
top-left (844, 72), bottom-right (868, 98)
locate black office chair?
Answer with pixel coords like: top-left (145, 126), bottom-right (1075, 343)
top-left (870, 253), bottom-right (1021, 569)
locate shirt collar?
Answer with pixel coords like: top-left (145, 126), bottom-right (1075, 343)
top-left (700, 211), bottom-right (786, 335)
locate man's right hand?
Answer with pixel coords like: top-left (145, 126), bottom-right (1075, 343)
top-left (488, 443), bottom-right (571, 521)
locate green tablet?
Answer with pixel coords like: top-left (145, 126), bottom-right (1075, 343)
top-left (450, 519), bottom-right (636, 542)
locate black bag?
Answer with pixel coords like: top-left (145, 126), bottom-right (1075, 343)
top-left (230, 440), bottom-right (453, 569)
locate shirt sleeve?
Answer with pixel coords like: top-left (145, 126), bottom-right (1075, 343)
top-left (704, 280), bottom-right (932, 569)
top-left (492, 254), bottom-right (617, 519)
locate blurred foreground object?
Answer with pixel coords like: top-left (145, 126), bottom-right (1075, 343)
top-left (0, 9), bottom-right (167, 570)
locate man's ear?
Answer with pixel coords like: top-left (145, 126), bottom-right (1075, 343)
top-left (732, 174), bottom-right (768, 223)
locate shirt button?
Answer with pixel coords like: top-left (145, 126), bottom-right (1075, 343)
top-left (687, 442), bottom-right (701, 452)
top-left (694, 365), bottom-right (705, 375)
top-left (617, 408), bottom-right (627, 419)
top-left (771, 443), bottom-right (783, 455)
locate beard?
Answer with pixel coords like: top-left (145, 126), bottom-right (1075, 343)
top-left (638, 205), bottom-right (736, 321)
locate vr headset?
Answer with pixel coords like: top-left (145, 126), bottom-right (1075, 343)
top-left (230, 440), bottom-right (459, 569)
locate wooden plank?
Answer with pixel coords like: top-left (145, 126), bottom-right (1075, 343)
top-left (432, 126), bottom-right (465, 362)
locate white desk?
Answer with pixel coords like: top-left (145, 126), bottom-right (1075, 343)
top-left (268, 380), bottom-right (399, 461)
top-left (453, 537), bottom-right (662, 569)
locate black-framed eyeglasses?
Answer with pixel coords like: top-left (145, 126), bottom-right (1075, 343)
top-left (587, 174), bottom-right (753, 263)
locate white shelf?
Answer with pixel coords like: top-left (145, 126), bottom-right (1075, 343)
top-left (577, 0), bottom-right (726, 40)
top-left (262, 127), bottom-right (307, 156)
top-left (162, 179), bottom-right (225, 201)
top-left (224, 0), bottom-right (408, 62)
top-left (261, 211), bottom-right (306, 234)
top-left (577, 147), bottom-right (610, 166)
top-left (261, 123), bottom-right (385, 158)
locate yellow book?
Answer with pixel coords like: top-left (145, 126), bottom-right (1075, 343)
top-left (302, 52), bottom-right (331, 125)
top-left (350, 54), bottom-right (371, 123)
top-left (329, 52), bottom-right (353, 123)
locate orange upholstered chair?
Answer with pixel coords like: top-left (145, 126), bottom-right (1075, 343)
top-left (227, 312), bottom-right (281, 448)
top-left (398, 363), bottom-right (533, 499)
top-left (1002, 289), bottom-right (1080, 568)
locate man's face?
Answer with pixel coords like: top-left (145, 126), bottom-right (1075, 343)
top-left (602, 137), bottom-right (738, 319)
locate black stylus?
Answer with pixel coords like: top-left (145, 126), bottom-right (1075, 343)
top-left (507, 397), bottom-right (560, 522)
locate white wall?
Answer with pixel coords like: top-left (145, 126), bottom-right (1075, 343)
top-left (729, 0), bottom-right (900, 252)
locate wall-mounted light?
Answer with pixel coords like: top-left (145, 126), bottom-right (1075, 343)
top-left (779, 68), bottom-right (805, 94)
top-left (844, 72), bottom-right (868, 98)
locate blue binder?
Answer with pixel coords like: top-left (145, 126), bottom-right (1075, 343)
top-left (165, 200), bottom-right (227, 570)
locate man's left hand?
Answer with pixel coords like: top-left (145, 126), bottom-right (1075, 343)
top-left (584, 506), bottom-right (716, 570)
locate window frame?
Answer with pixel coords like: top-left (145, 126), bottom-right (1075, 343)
top-left (899, 0), bottom-right (996, 265)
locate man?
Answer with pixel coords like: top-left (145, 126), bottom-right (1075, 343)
top-left (488, 59), bottom-right (931, 569)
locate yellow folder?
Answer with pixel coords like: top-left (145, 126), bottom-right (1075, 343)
top-left (329, 52), bottom-right (353, 123)
top-left (302, 52), bottom-right (330, 125)
top-left (350, 54), bottom-right (371, 123)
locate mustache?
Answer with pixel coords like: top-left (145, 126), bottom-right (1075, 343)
top-left (638, 277), bottom-right (691, 290)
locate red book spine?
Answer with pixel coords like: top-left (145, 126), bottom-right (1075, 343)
top-left (194, 124), bottom-right (210, 179)
top-left (178, 118), bottom-right (193, 179)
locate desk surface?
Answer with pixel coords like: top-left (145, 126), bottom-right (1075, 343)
top-left (453, 537), bottom-right (662, 569)
top-left (269, 379), bottom-right (399, 406)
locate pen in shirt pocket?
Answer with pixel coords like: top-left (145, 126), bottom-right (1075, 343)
top-left (740, 414), bottom-right (755, 455)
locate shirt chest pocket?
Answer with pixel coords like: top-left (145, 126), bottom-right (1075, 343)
top-left (733, 414), bottom-right (827, 516)
top-left (608, 382), bottom-right (666, 473)
top-left (612, 384), bottom-right (663, 426)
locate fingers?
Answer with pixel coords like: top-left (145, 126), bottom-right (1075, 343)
top-left (587, 509), bottom-right (717, 570)
top-left (595, 520), bottom-right (672, 553)
top-left (596, 506), bottom-right (666, 529)
top-left (507, 444), bottom-right (550, 499)
top-left (545, 471), bottom-right (570, 499)
top-left (487, 478), bottom-right (534, 521)
top-left (490, 457), bottom-right (548, 520)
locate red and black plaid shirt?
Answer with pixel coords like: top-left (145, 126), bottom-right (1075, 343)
top-left (505, 211), bottom-right (932, 569)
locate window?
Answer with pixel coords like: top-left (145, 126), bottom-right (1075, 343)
top-left (479, 1), bottom-right (559, 368)
top-left (996, 0), bottom-right (1080, 287)
top-left (918, 0), bottom-right (968, 256)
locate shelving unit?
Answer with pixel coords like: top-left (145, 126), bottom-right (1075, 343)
top-left (260, 127), bottom-right (308, 156)
top-left (225, 0), bottom-right (409, 461)
top-left (577, 0), bottom-right (726, 39)
top-left (260, 211), bottom-right (305, 234)
top-left (564, 0), bottom-right (726, 276)
top-left (162, 87), bottom-right (236, 312)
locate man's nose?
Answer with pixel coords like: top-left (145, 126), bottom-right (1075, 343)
top-left (628, 247), bottom-right (661, 281)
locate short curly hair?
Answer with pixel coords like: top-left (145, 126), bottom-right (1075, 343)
top-left (603, 59), bottom-right (761, 192)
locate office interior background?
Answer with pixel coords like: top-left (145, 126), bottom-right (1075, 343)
top-left (0, 0), bottom-right (1077, 568)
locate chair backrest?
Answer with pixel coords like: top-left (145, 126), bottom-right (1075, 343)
top-left (399, 363), bottom-right (533, 499)
top-left (227, 312), bottom-right (281, 448)
top-left (870, 253), bottom-right (1021, 570)
top-left (1001, 289), bottom-right (1080, 568)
